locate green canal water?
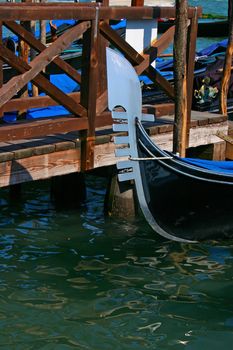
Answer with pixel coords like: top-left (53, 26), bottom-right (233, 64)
top-left (0, 176), bottom-right (233, 349)
top-left (0, 0), bottom-right (232, 348)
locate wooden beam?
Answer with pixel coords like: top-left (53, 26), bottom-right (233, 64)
top-left (0, 116), bottom-right (88, 142)
top-left (173, 0), bottom-right (188, 157)
top-left (80, 14), bottom-right (99, 170)
top-left (0, 5), bottom-right (96, 21)
top-left (0, 148), bottom-right (81, 187)
top-left (186, 8), bottom-right (198, 144)
top-left (0, 45), bottom-right (86, 117)
top-left (131, 0), bottom-right (144, 5)
top-left (142, 103), bottom-right (174, 117)
top-left (220, 0), bottom-right (233, 115)
top-left (143, 25), bottom-right (175, 62)
top-left (2, 92), bottom-right (80, 113)
top-left (0, 21), bottom-right (3, 119)
top-left (4, 20), bottom-right (82, 84)
top-left (97, 0), bottom-right (109, 99)
top-left (0, 4), bottom-right (202, 21)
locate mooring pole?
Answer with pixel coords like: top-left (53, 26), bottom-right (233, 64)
top-left (131, 0), bottom-right (144, 5)
top-left (18, 0), bottom-right (32, 116)
top-left (96, 0), bottom-right (109, 98)
top-left (173, 0), bottom-right (188, 157)
top-left (40, 0), bottom-right (47, 46)
top-left (220, 0), bottom-right (233, 116)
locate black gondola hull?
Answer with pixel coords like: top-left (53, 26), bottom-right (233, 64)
top-left (136, 121), bottom-right (233, 241)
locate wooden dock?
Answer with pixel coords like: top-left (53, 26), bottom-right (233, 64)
top-left (0, 111), bottom-right (227, 188)
top-left (0, 2), bottom-right (228, 192)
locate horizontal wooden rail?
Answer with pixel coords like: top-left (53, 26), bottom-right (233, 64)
top-left (0, 4), bottom-right (202, 21)
top-left (2, 92), bottom-right (80, 113)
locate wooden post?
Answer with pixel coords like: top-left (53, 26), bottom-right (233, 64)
top-left (104, 167), bottom-right (138, 218)
top-left (220, 0), bottom-right (233, 116)
top-left (40, 0), bottom-right (47, 46)
top-left (186, 7), bottom-right (198, 146)
top-left (31, 0), bottom-right (39, 97)
top-left (173, 0), bottom-right (188, 157)
top-left (96, 0), bottom-right (109, 98)
top-left (0, 21), bottom-right (3, 120)
top-left (80, 10), bottom-right (99, 171)
top-left (131, 0), bottom-right (144, 6)
top-left (18, 0), bottom-right (32, 116)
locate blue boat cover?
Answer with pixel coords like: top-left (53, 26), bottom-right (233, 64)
top-left (182, 157), bottom-right (233, 174)
top-left (197, 39), bottom-right (227, 57)
top-left (3, 73), bottom-right (80, 122)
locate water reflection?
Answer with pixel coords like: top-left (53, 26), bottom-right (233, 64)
top-left (0, 177), bottom-right (232, 349)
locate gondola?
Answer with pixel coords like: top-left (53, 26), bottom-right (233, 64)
top-left (158, 18), bottom-right (228, 37)
top-left (106, 47), bottom-right (233, 242)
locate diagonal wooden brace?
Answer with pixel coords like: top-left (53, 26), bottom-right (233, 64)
top-left (0, 45), bottom-right (86, 117)
top-left (100, 21), bottom-right (174, 99)
top-left (4, 20), bottom-right (83, 84)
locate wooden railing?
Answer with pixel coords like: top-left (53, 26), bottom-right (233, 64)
top-left (0, 2), bottom-right (202, 170)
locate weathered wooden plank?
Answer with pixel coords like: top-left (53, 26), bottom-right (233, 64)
top-left (0, 5), bottom-right (96, 21)
top-left (142, 103), bottom-right (174, 117)
top-left (97, 0), bottom-right (109, 99)
top-left (212, 141), bottom-right (226, 160)
top-left (96, 90), bottom-right (108, 116)
top-left (4, 20), bottom-right (82, 84)
top-left (173, 0), bottom-right (188, 156)
top-left (131, 0), bottom-right (144, 6)
top-left (220, 0), bottom-right (233, 115)
top-left (80, 14), bottom-right (99, 170)
top-left (2, 92), bottom-right (80, 113)
top-left (0, 21), bottom-right (2, 119)
top-left (0, 148), bottom-right (81, 187)
top-left (0, 116), bottom-right (88, 142)
top-left (0, 46), bottom-right (86, 117)
top-left (186, 8), bottom-right (198, 143)
top-left (0, 5), bottom-right (202, 21)
top-left (143, 25), bottom-right (175, 62)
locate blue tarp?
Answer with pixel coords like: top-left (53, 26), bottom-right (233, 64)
top-left (197, 39), bottom-right (227, 57)
top-left (3, 73), bottom-right (80, 122)
top-left (182, 157), bottom-right (233, 174)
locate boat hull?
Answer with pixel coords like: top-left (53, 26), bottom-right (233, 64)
top-left (136, 121), bottom-right (233, 241)
top-left (158, 19), bottom-right (228, 37)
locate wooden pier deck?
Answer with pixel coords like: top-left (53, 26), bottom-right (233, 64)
top-left (0, 111), bottom-right (227, 188)
top-left (0, 2), bottom-right (228, 191)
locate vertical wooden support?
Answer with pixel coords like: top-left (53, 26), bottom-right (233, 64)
top-left (18, 0), bottom-right (32, 116)
top-left (80, 9), bottom-right (99, 171)
top-left (173, 0), bottom-right (188, 157)
top-left (0, 21), bottom-right (3, 120)
top-left (186, 8), bottom-right (198, 146)
top-left (104, 167), bottom-right (138, 218)
top-left (40, 0), bottom-right (47, 46)
top-left (31, 0), bottom-right (39, 97)
top-left (220, 0), bottom-right (233, 116)
top-left (131, 0), bottom-right (144, 6)
top-left (212, 142), bottom-right (226, 161)
top-left (96, 0), bottom-right (109, 98)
